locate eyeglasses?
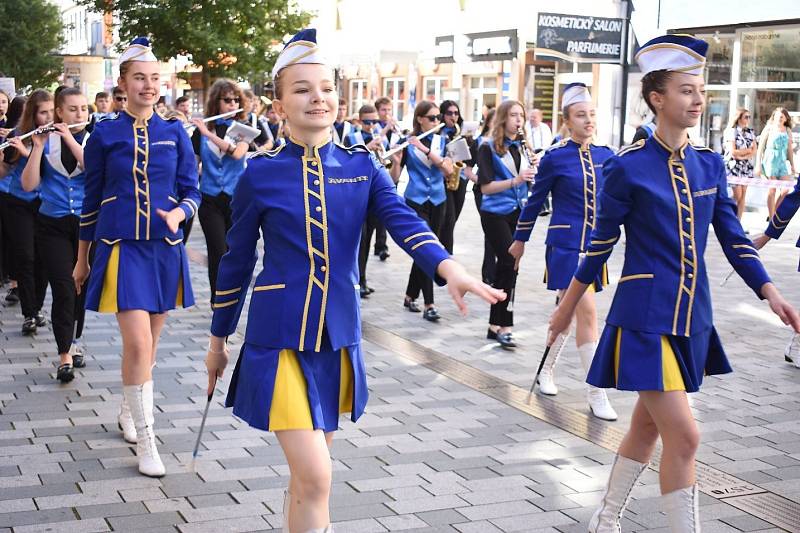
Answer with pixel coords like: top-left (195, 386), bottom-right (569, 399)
top-left (422, 114), bottom-right (440, 122)
top-left (361, 119), bottom-right (380, 126)
top-left (115, 96), bottom-right (127, 102)
top-left (220, 97), bottom-right (240, 104)
top-left (444, 110), bottom-right (459, 116)
top-left (743, 115), bottom-right (751, 119)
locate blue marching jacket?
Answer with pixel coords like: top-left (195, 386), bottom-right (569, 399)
top-left (478, 140), bottom-right (530, 215)
top-left (38, 131), bottom-right (88, 218)
top-left (574, 135), bottom-right (770, 337)
top-left (210, 138), bottom-right (450, 352)
top-left (79, 110), bottom-right (201, 242)
top-left (514, 139), bottom-right (614, 250)
top-left (765, 179), bottom-right (800, 246)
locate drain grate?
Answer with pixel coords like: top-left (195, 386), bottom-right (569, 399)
top-left (363, 322), bottom-right (800, 532)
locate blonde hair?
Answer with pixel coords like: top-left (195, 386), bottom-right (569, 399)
top-left (728, 107), bottom-right (749, 130)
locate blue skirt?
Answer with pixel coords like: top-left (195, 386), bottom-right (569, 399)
top-left (544, 245), bottom-right (608, 292)
top-left (225, 340), bottom-right (367, 433)
top-left (85, 239), bottom-right (194, 313)
top-left (587, 325), bottom-right (732, 393)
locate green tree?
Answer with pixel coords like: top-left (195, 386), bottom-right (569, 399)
top-left (81, 0), bottom-right (312, 87)
top-left (0, 0), bottom-right (65, 90)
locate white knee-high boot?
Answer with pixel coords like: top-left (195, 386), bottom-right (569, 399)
top-left (118, 396), bottom-right (137, 444)
top-left (537, 327), bottom-right (572, 395)
top-left (577, 342), bottom-right (617, 421)
top-left (589, 454), bottom-right (648, 532)
top-left (123, 380), bottom-right (166, 477)
top-left (663, 485), bottom-right (701, 532)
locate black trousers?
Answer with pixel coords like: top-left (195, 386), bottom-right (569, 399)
top-left (0, 192), bottom-right (16, 282)
top-left (473, 188), bottom-right (497, 285)
top-left (373, 222), bottom-right (387, 254)
top-left (37, 213), bottom-right (87, 353)
top-left (6, 196), bottom-right (47, 317)
top-left (440, 178), bottom-right (468, 254)
top-left (199, 192), bottom-right (233, 302)
top-left (358, 213), bottom-right (380, 286)
top-left (181, 215), bottom-right (195, 245)
top-left (480, 208), bottom-right (520, 327)
top-left (405, 198), bottom-right (445, 305)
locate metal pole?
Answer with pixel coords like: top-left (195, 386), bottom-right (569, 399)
top-left (617, 0), bottom-right (633, 147)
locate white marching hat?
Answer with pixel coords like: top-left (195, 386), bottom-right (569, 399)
top-left (635, 34), bottom-right (708, 76)
top-left (119, 37), bottom-right (158, 63)
top-left (561, 83), bottom-right (591, 110)
top-left (271, 28), bottom-right (328, 80)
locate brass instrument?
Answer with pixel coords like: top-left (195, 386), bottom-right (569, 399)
top-left (445, 123), bottom-right (468, 191)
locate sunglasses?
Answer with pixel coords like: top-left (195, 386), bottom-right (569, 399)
top-left (220, 97), bottom-right (240, 104)
top-left (422, 114), bottom-right (440, 122)
top-left (115, 96), bottom-right (127, 102)
top-left (361, 119), bottom-right (380, 126)
top-left (743, 115), bottom-right (751, 119)
top-left (444, 110), bottom-right (459, 116)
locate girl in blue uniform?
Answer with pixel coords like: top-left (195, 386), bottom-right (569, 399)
top-left (0, 90), bottom-right (53, 335)
top-left (549, 35), bottom-right (800, 531)
top-left (190, 79), bottom-right (249, 304)
top-left (73, 38), bottom-right (201, 478)
top-left (389, 100), bottom-right (453, 321)
top-left (204, 29), bottom-right (502, 533)
top-left (0, 94), bottom-right (26, 305)
top-left (21, 87), bottom-right (90, 383)
top-left (508, 84), bottom-right (617, 421)
top-left (476, 100), bottom-right (533, 349)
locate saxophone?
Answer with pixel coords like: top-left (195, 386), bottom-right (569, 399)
top-left (446, 123), bottom-right (465, 191)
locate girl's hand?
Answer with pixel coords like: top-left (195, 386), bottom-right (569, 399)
top-left (408, 136), bottom-right (424, 151)
top-left (191, 118), bottom-right (211, 136)
top-left (436, 259), bottom-right (505, 316)
top-left (72, 260), bottom-right (90, 294)
top-left (205, 336), bottom-right (230, 396)
top-left (9, 136), bottom-right (30, 158)
top-left (0, 128), bottom-right (11, 138)
top-left (762, 283), bottom-right (800, 333)
top-left (156, 207), bottom-right (186, 234)
top-left (751, 233), bottom-right (770, 250)
top-left (53, 123), bottom-right (71, 138)
top-left (31, 129), bottom-right (47, 148)
top-left (508, 240), bottom-right (525, 270)
top-left (548, 304), bottom-right (574, 345)
top-left (518, 168), bottom-right (535, 182)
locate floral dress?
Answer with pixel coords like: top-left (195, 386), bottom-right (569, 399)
top-left (725, 126), bottom-right (755, 179)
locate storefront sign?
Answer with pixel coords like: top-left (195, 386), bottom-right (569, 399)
top-left (435, 30), bottom-right (518, 63)
top-left (466, 30), bottom-right (518, 62)
top-left (532, 65), bottom-right (555, 123)
top-left (536, 12), bottom-right (624, 63)
top-left (434, 35), bottom-right (455, 64)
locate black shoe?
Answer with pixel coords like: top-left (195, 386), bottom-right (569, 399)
top-left (22, 317), bottom-right (37, 335)
top-left (496, 332), bottom-right (516, 349)
top-left (56, 363), bottom-right (74, 383)
top-left (487, 328), bottom-right (498, 340)
top-left (71, 343), bottom-right (86, 368)
top-left (379, 250), bottom-right (390, 261)
top-left (404, 299), bottom-right (421, 313)
top-left (5, 287), bottom-right (19, 304)
top-left (367, 286), bottom-right (375, 294)
top-left (35, 311), bottom-right (47, 327)
top-left (359, 287), bottom-right (370, 299)
top-left (422, 307), bottom-right (441, 322)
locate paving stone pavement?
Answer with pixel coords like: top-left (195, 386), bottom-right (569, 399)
top-left (0, 186), bottom-right (799, 532)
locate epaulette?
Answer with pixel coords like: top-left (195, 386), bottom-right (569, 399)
top-left (335, 141), bottom-right (370, 154)
top-left (247, 142), bottom-right (286, 160)
top-left (545, 138), bottom-right (569, 152)
top-left (688, 143), bottom-right (714, 152)
top-left (616, 139), bottom-right (646, 157)
top-left (97, 112), bottom-right (119, 123)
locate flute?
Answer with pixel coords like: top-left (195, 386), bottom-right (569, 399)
top-left (184, 108), bottom-right (243, 130)
top-left (0, 122), bottom-right (54, 151)
top-left (381, 123), bottom-right (445, 162)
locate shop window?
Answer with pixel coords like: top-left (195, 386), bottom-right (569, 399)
top-left (349, 79), bottom-right (368, 116)
top-left (424, 77), bottom-right (450, 103)
top-left (700, 34), bottom-right (734, 85)
top-left (740, 28), bottom-right (800, 83)
top-left (382, 78), bottom-right (406, 121)
top-left (738, 88), bottom-right (800, 138)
